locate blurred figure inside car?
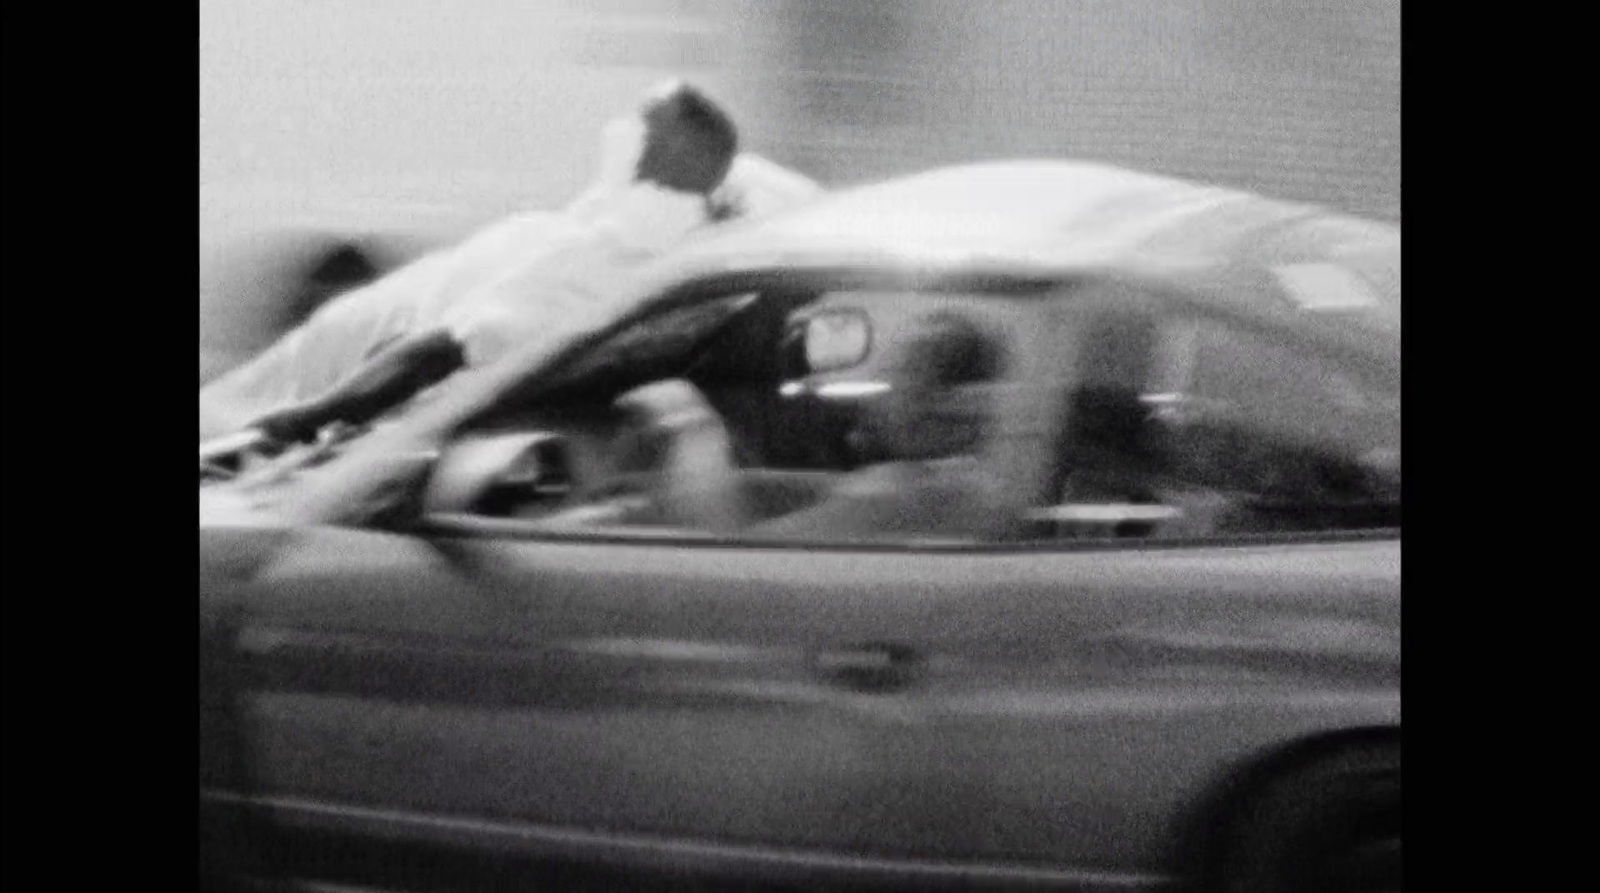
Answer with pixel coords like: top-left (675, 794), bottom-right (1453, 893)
top-left (751, 312), bottom-right (1012, 541)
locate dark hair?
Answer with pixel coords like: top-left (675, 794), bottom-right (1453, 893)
top-left (283, 241), bottom-right (380, 327)
top-left (903, 313), bottom-right (1006, 387)
top-left (636, 84), bottom-right (739, 195)
top-left (307, 242), bottom-right (377, 289)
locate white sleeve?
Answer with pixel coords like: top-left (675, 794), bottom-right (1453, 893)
top-left (442, 259), bottom-right (611, 369)
top-left (391, 212), bottom-right (568, 324)
top-left (439, 214), bottom-right (642, 369)
top-left (714, 154), bottom-right (824, 222)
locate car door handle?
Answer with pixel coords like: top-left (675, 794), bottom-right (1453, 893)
top-left (813, 642), bottom-right (921, 693)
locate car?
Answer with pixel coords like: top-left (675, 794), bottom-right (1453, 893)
top-left (200, 159), bottom-right (1400, 893)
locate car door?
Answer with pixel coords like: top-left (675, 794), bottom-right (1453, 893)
top-left (214, 281), bottom-right (1068, 871)
top-left (304, 529), bottom-right (1031, 851)
top-left (230, 517), bottom-right (1396, 884)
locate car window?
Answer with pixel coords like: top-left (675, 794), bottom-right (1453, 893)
top-left (1033, 307), bottom-right (1399, 541)
top-left (431, 286), bottom-right (1033, 546)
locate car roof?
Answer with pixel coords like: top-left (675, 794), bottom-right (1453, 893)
top-left (657, 159), bottom-right (1399, 329)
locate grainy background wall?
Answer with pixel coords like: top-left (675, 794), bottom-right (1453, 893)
top-left (752, 0), bottom-right (1400, 220)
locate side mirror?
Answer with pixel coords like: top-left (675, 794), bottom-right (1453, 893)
top-left (420, 432), bottom-right (571, 517)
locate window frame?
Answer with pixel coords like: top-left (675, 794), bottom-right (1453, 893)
top-left (1034, 277), bottom-right (1400, 546)
top-left (416, 267), bottom-right (1067, 548)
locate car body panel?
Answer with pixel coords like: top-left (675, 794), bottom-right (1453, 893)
top-left (207, 522), bottom-right (1395, 875)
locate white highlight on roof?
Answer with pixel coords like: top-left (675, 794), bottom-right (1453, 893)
top-left (1273, 263), bottom-right (1382, 312)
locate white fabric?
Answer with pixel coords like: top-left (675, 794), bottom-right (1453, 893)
top-left (438, 183), bottom-right (709, 367)
top-left (563, 111), bottom-right (651, 221)
top-left (713, 154), bottom-right (823, 223)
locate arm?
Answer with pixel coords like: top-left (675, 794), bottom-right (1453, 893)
top-left (250, 328), bottom-right (466, 443)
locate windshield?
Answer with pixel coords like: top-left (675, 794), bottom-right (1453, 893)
top-left (202, 291), bottom-right (767, 500)
top-left (542, 292), bottom-right (760, 389)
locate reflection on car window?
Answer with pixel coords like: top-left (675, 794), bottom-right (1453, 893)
top-left (1036, 308), bottom-right (1399, 541)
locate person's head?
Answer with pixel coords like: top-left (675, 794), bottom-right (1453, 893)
top-left (283, 241), bottom-right (380, 327)
top-left (858, 313), bottom-right (1006, 461)
top-left (599, 81), bottom-right (738, 197)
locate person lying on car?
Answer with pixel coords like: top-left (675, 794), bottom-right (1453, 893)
top-left (201, 82), bottom-right (820, 446)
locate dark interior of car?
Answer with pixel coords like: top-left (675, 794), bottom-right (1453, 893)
top-left (1039, 306), bottom-right (1400, 541)
top-left (447, 286), bottom-right (859, 530)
